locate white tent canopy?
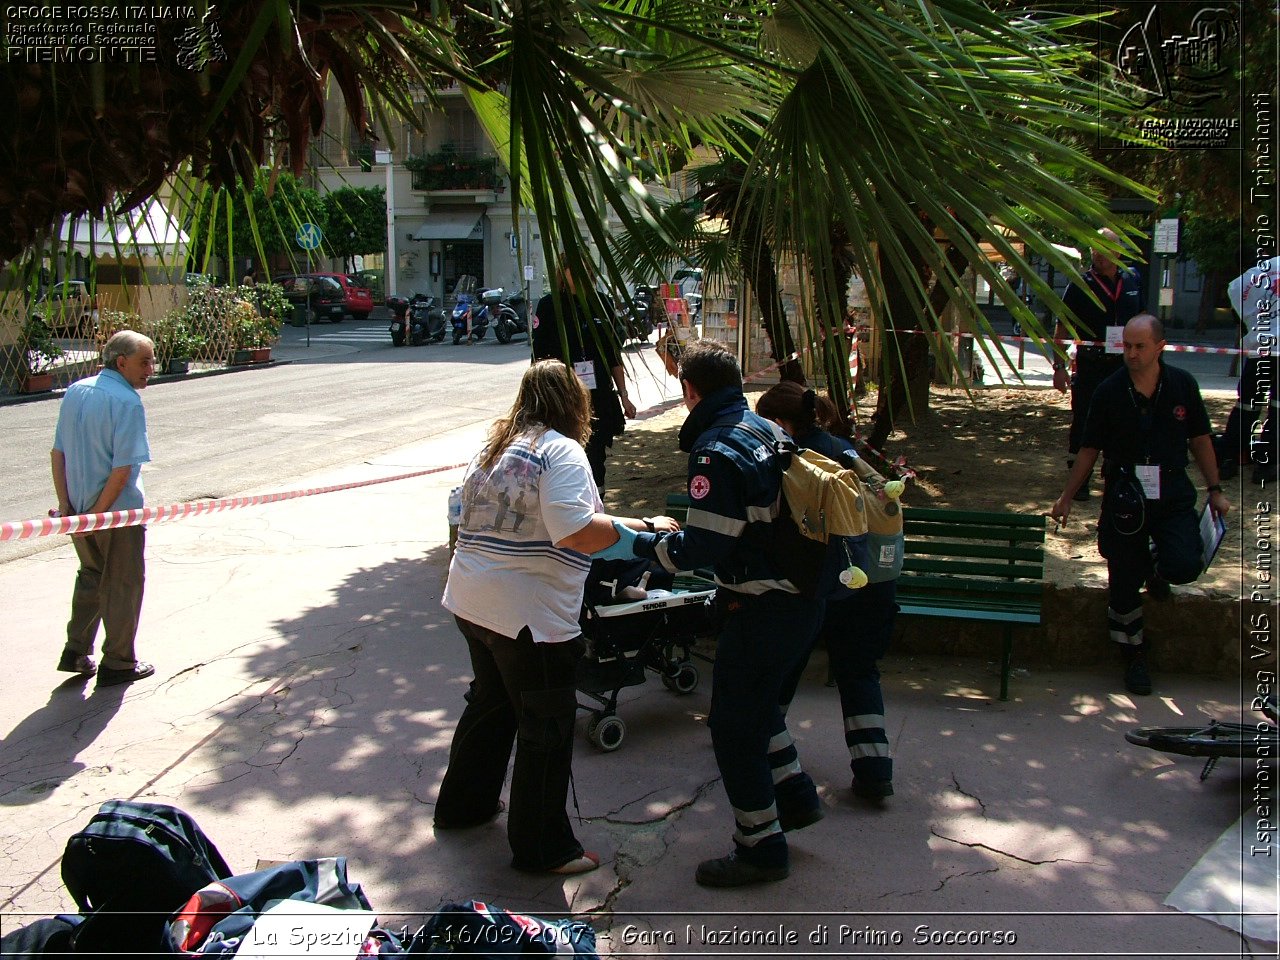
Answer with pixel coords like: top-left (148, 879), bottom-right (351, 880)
top-left (58, 197), bottom-right (189, 258)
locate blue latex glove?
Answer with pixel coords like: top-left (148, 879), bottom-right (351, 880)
top-left (589, 520), bottom-right (639, 560)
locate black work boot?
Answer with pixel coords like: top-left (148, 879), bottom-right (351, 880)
top-left (695, 852), bottom-right (789, 888)
top-left (1122, 644), bottom-right (1153, 696)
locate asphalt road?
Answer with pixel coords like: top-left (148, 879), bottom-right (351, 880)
top-left (0, 317), bottom-right (535, 564)
top-left (1, 313), bottom-right (1240, 566)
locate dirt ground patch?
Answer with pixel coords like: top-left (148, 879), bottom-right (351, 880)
top-left (601, 383), bottom-right (1240, 599)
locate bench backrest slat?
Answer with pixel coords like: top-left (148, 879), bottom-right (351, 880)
top-left (903, 521), bottom-right (1046, 545)
top-left (905, 507), bottom-right (1046, 528)
top-left (901, 558), bottom-right (1043, 580)
top-left (897, 575), bottom-right (1044, 598)
top-left (906, 541), bottom-right (1043, 563)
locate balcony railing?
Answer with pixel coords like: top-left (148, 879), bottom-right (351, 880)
top-left (405, 146), bottom-right (501, 192)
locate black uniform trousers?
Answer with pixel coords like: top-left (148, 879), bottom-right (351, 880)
top-left (710, 590), bottom-right (823, 869)
top-left (1097, 471), bottom-right (1203, 647)
top-left (435, 618), bottom-right (585, 872)
top-left (824, 580), bottom-right (899, 785)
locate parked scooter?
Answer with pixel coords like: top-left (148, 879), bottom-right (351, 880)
top-left (388, 293), bottom-right (445, 346)
top-left (491, 290), bottom-right (530, 344)
top-left (408, 293), bottom-right (446, 344)
top-left (449, 275), bottom-right (490, 344)
top-left (625, 287), bottom-right (659, 342)
top-left (387, 295), bottom-right (410, 346)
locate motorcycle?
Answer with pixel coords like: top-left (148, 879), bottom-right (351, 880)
top-left (449, 275), bottom-right (490, 344)
top-left (408, 293), bottom-right (446, 344)
top-left (388, 293), bottom-right (445, 346)
top-left (491, 290), bottom-right (530, 344)
top-left (387, 295), bottom-right (410, 346)
top-left (625, 286), bottom-right (660, 342)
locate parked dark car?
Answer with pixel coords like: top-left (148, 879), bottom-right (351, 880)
top-left (272, 274), bottom-right (347, 324)
top-left (309, 272), bottom-right (374, 321)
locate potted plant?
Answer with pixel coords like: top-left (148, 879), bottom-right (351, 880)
top-left (153, 311), bottom-right (199, 374)
top-left (229, 291), bottom-right (283, 363)
top-left (17, 316), bottom-right (64, 392)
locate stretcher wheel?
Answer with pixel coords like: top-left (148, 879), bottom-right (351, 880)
top-left (587, 712), bottom-right (626, 752)
top-left (662, 662), bottom-right (699, 695)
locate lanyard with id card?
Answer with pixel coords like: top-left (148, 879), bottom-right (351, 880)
top-left (573, 359), bottom-right (597, 390)
top-left (1135, 464), bottom-right (1160, 499)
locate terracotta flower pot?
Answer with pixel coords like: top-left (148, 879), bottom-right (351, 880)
top-left (21, 373), bottom-right (54, 393)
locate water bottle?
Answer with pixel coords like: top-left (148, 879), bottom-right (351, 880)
top-left (447, 487), bottom-right (463, 554)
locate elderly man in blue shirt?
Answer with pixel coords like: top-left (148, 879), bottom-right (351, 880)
top-left (51, 330), bottom-right (157, 688)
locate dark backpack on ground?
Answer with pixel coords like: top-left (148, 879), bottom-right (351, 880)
top-left (0, 915), bottom-right (82, 959)
top-left (61, 799), bottom-right (234, 952)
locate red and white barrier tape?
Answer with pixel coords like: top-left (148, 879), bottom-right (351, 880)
top-left (983, 332), bottom-right (1254, 358)
top-left (1, 463), bottom-right (468, 543)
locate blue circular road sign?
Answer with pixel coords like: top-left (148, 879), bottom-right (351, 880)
top-left (296, 222), bottom-right (323, 250)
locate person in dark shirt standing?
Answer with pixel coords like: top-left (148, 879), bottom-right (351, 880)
top-left (1052, 229), bottom-right (1145, 500)
top-left (532, 266), bottom-right (636, 487)
top-left (1050, 315), bottom-right (1229, 696)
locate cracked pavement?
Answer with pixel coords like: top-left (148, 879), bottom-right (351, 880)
top-left (0, 426), bottom-right (1269, 956)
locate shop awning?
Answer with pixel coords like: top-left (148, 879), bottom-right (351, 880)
top-left (412, 211), bottom-right (483, 241)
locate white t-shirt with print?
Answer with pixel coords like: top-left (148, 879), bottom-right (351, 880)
top-left (442, 428), bottom-right (602, 643)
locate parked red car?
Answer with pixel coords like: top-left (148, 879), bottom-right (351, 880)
top-left (310, 272), bottom-right (374, 321)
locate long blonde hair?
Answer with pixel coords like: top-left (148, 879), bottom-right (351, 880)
top-left (480, 360), bottom-right (593, 469)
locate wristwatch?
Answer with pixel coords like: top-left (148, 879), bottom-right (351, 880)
top-left (1207, 484), bottom-right (1223, 494)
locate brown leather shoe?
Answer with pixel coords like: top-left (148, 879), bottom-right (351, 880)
top-left (57, 651), bottom-right (97, 676)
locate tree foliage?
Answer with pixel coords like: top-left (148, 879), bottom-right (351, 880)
top-left (185, 171), bottom-right (326, 271)
top-left (5, 0), bottom-right (1160, 433)
top-left (323, 186), bottom-right (387, 261)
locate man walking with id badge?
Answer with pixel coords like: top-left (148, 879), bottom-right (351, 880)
top-left (1050, 315), bottom-right (1230, 696)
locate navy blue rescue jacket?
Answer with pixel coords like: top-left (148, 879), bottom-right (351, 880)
top-left (633, 386), bottom-right (796, 595)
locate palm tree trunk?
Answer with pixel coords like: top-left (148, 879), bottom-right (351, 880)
top-left (866, 232), bottom-right (971, 451)
top-left (742, 230), bottom-right (802, 381)
top-left (815, 227), bottom-right (856, 434)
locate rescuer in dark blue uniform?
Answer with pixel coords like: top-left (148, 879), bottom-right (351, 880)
top-left (1052, 230), bottom-right (1145, 501)
top-left (756, 381), bottom-right (898, 802)
top-left (591, 341), bottom-right (824, 887)
top-left (1051, 315), bottom-right (1230, 695)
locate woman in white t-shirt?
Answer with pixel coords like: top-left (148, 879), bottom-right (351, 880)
top-left (436, 360), bottom-right (676, 875)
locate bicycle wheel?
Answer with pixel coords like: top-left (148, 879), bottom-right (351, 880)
top-left (1125, 722), bottom-right (1265, 759)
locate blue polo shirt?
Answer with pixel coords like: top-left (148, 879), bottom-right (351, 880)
top-left (53, 368), bottom-right (150, 512)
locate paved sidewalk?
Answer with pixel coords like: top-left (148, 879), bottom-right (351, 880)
top-left (1, 419), bottom-right (1272, 956)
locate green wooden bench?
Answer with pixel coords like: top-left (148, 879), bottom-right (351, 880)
top-left (665, 497), bottom-right (1046, 700)
top-left (898, 507), bottom-right (1047, 701)
top-left (665, 493), bottom-right (690, 523)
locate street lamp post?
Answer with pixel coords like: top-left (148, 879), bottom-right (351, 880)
top-left (376, 149), bottom-right (396, 298)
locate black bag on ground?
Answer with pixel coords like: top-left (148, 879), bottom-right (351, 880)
top-left (61, 799), bottom-right (234, 952)
top-left (0, 915), bottom-right (82, 958)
